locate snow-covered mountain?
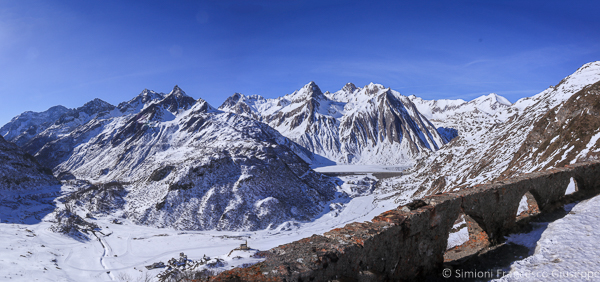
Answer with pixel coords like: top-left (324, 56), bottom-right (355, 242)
top-left (18, 98), bottom-right (117, 158)
top-left (408, 92), bottom-right (513, 139)
top-left (384, 61), bottom-right (600, 199)
top-left (0, 135), bottom-right (58, 190)
top-left (116, 88), bottom-right (167, 114)
top-left (502, 79), bottom-right (600, 176)
top-left (219, 82), bottom-right (449, 165)
top-left (1, 105), bottom-right (70, 147)
top-left (5, 86), bottom-right (336, 231)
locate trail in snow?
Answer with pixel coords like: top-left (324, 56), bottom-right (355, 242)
top-left (92, 231), bottom-right (114, 281)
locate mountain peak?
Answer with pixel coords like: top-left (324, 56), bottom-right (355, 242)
top-left (472, 93), bottom-right (512, 106)
top-left (117, 88), bottom-right (166, 113)
top-left (291, 81), bottom-right (325, 102)
top-left (220, 92), bottom-right (244, 109)
top-left (363, 82), bottom-right (386, 95)
top-left (169, 85), bottom-right (188, 97)
top-left (157, 86), bottom-right (197, 113)
top-left (304, 81), bottom-right (322, 92)
top-left (342, 82), bottom-right (358, 93)
top-left (81, 98), bottom-right (115, 112)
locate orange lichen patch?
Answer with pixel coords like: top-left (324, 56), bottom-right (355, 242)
top-left (444, 229), bottom-right (491, 262)
top-left (372, 210), bottom-right (406, 224)
top-left (208, 265), bottom-right (281, 282)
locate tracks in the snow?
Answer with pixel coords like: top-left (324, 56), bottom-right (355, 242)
top-left (92, 230), bottom-right (114, 281)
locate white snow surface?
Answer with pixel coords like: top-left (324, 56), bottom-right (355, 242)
top-left (0, 180), bottom-right (401, 282)
top-left (447, 215), bottom-right (469, 250)
top-left (495, 195), bottom-right (600, 281)
top-left (517, 195), bottom-right (530, 216)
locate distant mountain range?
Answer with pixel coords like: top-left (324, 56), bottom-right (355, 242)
top-left (220, 81), bottom-right (464, 165)
top-left (2, 61), bottom-right (600, 230)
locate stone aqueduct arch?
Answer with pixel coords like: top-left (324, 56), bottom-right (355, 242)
top-left (208, 162), bottom-right (600, 281)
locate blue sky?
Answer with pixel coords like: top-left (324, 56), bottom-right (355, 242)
top-left (1, 0), bottom-right (599, 125)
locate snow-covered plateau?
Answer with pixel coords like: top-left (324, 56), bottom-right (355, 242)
top-left (1, 61), bottom-right (600, 281)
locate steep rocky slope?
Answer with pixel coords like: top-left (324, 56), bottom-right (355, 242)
top-left (0, 135), bottom-right (58, 190)
top-left (502, 80), bottom-right (600, 176)
top-left (220, 82), bottom-right (447, 165)
top-left (383, 61), bottom-right (600, 199)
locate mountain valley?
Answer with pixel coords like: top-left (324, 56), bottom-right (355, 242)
top-left (1, 62), bottom-right (600, 281)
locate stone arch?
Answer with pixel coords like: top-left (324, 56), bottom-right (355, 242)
top-left (515, 191), bottom-right (540, 222)
top-left (444, 211), bottom-right (490, 261)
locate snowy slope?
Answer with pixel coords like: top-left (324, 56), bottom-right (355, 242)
top-left (0, 135), bottom-right (58, 190)
top-left (382, 61), bottom-right (600, 201)
top-left (220, 82), bottom-right (448, 165)
top-left (20, 98), bottom-right (117, 158)
top-left (501, 80), bottom-right (600, 176)
top-left (0, 176), bottom-right (399, 282)
top-left (496, 195), bottom-right (600, 281)
top-left (408, 92), bottom-right (513, 139)
top-left (1, 105), bottom-right (70, 146)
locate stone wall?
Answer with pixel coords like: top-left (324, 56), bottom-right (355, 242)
top-left (209, 161), bottom-right (600, 281)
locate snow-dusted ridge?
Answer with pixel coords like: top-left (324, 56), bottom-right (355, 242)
top-left (384, 61), bottom-right (600, 202)
top-left (219, 81), bottom-right (450, 166)
top-left (2, 86), bottom-right (337, 231)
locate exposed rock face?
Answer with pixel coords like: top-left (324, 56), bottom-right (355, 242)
top-left (219, 82), bottom-right (447, 165)
top-left (117, 88), bottom-right (166, 114)
top-left (503, 80), bottom-right (600, 176)
top-left (0, 135), bottom-right (58, 190)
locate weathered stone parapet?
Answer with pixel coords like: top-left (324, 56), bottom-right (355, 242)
top-left (209, 161), bottom-right (600, 281)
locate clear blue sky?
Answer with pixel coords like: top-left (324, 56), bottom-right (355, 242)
top-left (1, 0), bottom-right (599, 125)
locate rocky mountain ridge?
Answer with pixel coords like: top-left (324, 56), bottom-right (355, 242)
top-left (383, 61), bottom-right (600, 200)
top-left (1, 105), bottom-right (70, 147)
top-left (2, 86), bottom-right (336, 231)
top-left (219, 82), bottom-right (449, 165)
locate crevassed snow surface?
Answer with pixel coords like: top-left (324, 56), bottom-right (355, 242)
top-left (495, 195), bottom-right (600, 281)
